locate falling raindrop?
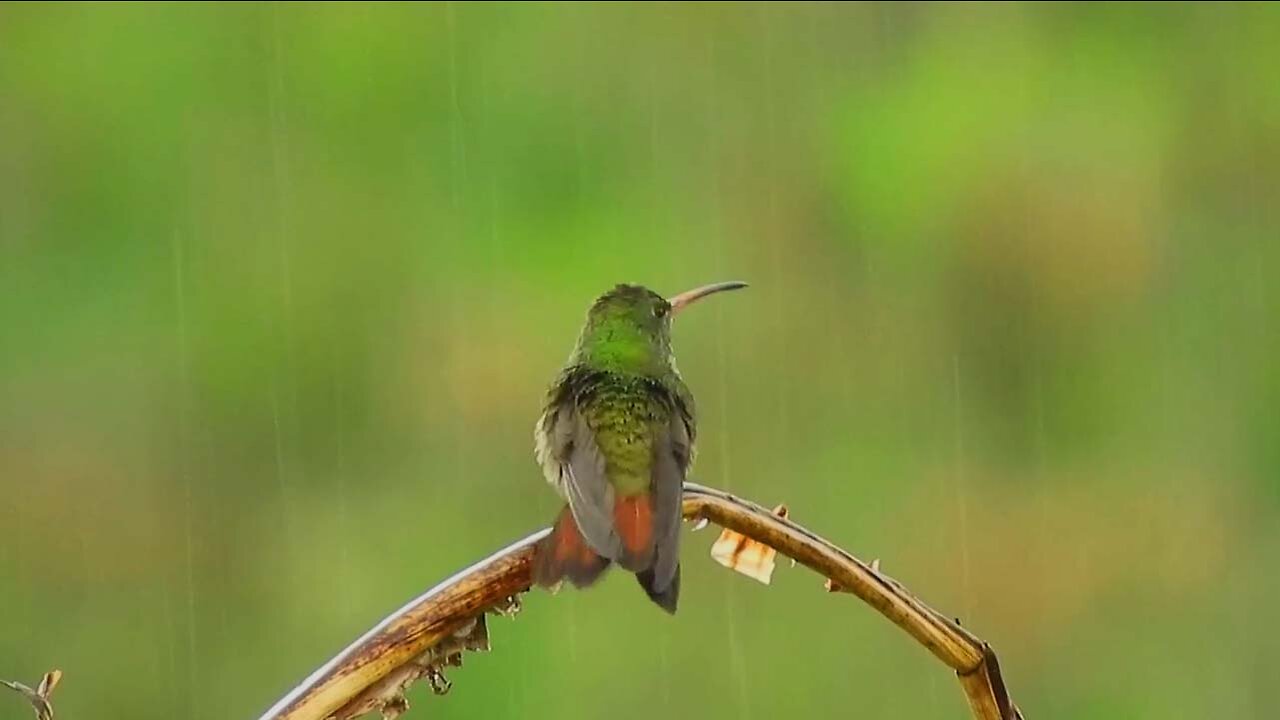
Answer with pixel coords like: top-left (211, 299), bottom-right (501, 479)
top-left (952, 355), bottom-right (974, 620)
top-left (334, 369), bottom-right (353, 620)
top-left (169, 226), bottom-right (198, 718)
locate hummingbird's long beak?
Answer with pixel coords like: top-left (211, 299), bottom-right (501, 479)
top-left (668, 281), bottom-right (748, 315)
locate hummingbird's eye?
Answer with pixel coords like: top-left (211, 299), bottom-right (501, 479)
top-left (653, 303), bottom-right (669, 318)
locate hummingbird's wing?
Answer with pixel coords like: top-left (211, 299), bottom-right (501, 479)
top-left (554, 408), bottom-right (626, 561)
top-left (647, 413), bottom-right (689, 595)
top-left (535, 368), bottom-right (626, 559)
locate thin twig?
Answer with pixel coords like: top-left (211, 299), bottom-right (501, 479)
top-left (257, 483), bottom-right (1022, 720)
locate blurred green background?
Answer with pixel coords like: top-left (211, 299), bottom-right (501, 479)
top-left (2, 3), bottom-right (1278, 719)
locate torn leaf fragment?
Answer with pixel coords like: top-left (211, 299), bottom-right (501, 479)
top-left (709, 504), bottom-right (788, 585)
top-left (35, 672), bottom-right (60, 702)
top-left (378, 695), bottom-right (408, 720)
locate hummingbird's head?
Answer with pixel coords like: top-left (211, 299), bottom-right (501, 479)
top-left (571, 281), bottom-right (747, 376)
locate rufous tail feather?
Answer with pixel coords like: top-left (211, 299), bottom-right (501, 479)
top-left (533, 506), bottom-right (610, 588)
top-left (612, 493), bottom-right (655, 571)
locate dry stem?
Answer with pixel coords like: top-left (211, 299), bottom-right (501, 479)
top-left (2, 669), bottom-right (61, 720)
top-left (257, 483), bottom-right (1022, 720)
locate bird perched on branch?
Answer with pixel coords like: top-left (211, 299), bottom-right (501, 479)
top-left (532, 281), bottom-right (747, 613)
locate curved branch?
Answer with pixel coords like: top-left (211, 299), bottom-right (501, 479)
top-left (257, 483), bottom-right (1022, 720)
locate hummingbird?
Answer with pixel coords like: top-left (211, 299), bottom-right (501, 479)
top-left (532, 281), bottom-right (747, 613)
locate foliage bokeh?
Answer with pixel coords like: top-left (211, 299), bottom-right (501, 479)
top-left (2, 3), bottom-right (1277, 719)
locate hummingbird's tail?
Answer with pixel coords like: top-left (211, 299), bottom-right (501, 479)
top-left (612, 493), bottom-right (655, 571)
top-left (613, 493), bottom-right (679, 613)
top-left (533, 506), bottom-right (610, 589)
top-left (636, 563), bottom-right (680, 614)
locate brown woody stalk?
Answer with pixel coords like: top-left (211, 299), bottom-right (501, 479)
top-left (257, 483), bottom-right (1022, 720)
